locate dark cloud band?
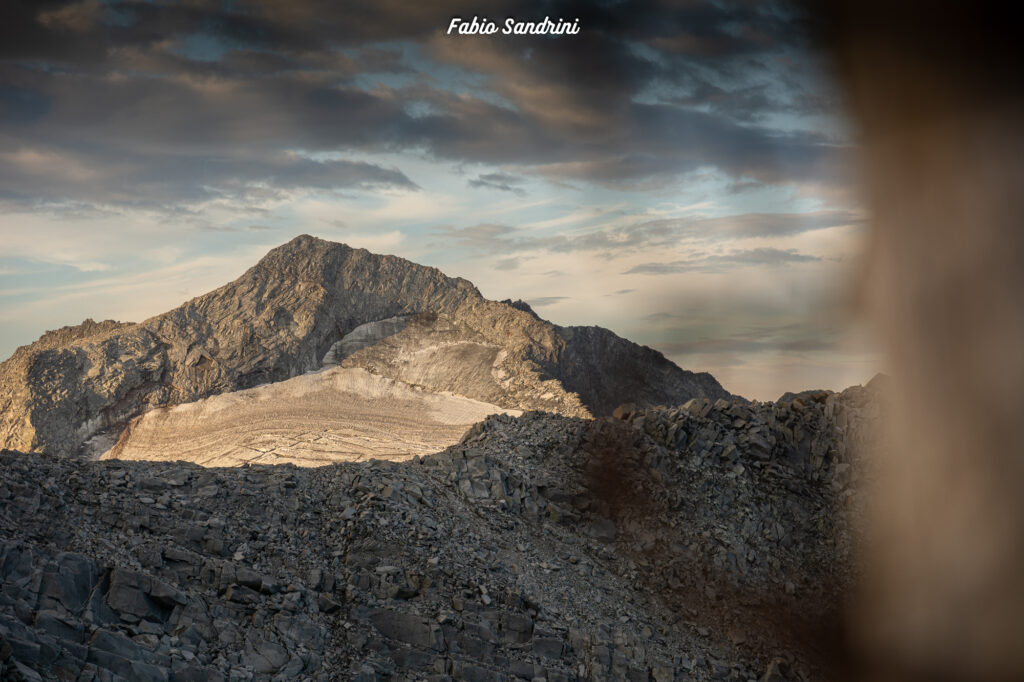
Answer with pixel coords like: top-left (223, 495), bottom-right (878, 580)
top-left (0, 0), bottom-right (845, 211)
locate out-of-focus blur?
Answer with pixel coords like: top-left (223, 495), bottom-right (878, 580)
top-left (807, 2), bottom-right (1024, 679)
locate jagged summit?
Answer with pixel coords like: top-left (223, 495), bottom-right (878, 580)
top-left (500, 299), bottom-right (543, 321)
top-left (0, 235), bottom-right (730, 457)
top-left (248, 234), bottom-right (482, 309)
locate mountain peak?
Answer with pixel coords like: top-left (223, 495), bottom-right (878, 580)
top-left (0, 236), bottom-right (729, 457)
top-left (261, 233), bottom-right (344, 259)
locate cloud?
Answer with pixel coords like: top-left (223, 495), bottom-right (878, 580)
top-left (659, 336), bottom-right (834, 355)
top-left (494, 257), bottom-right (521, 271)
top-left (433, 223), bottom-right (516, 253)
top-left (0, 0), bottom-right (849, 213)
top-left (528, 296), bottom-right (569, 307)
top-left (636, 210), bottom-right (862, 240)
top-left (468, 172), bottom-right (526, 196)
top-left (434, 210), bottom-right (857, 260)
top-left (435, 219), bottom-right (679, 257)
top-left (625, 247), bottom-right (821, 274)
top-left (0, 142), bottom-right (417, 210)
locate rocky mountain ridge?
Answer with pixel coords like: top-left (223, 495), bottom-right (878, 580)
top-left (0, 235), bottom-right (729, 458)
top-left (0, 384), bottom-right (880, 681)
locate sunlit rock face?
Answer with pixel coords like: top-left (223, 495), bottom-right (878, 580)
top-left (102, 367), bottom-right (520, 467)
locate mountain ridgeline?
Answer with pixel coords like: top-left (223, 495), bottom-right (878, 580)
top-left (0, 235), bottom-right (730, 457)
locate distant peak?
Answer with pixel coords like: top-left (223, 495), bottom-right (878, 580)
top-left (501, 299), bottom-right (541, 320)
top-left (252, 235), bottom-right (353, 271)
top-left (286, 233), bottom-right (324, 245)
top-left (276, 234), bottom-right (341, 252)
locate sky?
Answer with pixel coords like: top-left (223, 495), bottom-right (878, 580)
top-left (0, 0), bottom-right (880, 400)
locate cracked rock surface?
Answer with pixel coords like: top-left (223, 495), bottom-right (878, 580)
top-left (101, 367), bottom-right (520, 467)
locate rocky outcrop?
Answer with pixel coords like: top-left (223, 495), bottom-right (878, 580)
top-left (555, 325), bottom-right (728, 417)
top-left (0, 382), bottom-right (880, 681)
top-left (0, 235), bottom-right (729, 457)
top-left (0, 320), bottom-right (168, 457)
top-left (326, 312), bottom-right (589, 417)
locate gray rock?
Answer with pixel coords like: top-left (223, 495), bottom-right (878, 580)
top-left (368, 609), bottom-right (440, 650)
top-left (532, 636), bottom-right (564, 660)
top-left (169, 663), bottom-right (226, 682)
top-left (243, 637), bottom-right (289, 674)
top-left (105, 568), bottom-right (170, 622)
top-left (90, 629), bottom-right (145, 661)
top-left (0, 374), bottom-right (884, 681)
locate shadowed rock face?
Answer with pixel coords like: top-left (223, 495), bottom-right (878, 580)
top-left (555, 326), bottom-right (728, 418)
top-left (0, 235), bottom-right (730, 457)
top-left (0, 385), bottom-right (879, 681)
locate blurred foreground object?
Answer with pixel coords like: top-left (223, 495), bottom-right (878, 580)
top-left (809, 2), bottom-right (1024, 679)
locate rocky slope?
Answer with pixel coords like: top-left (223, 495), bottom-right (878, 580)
top-left (0, 384), bottom-right (880, 681)
top-left (0, 235), bottom-right (729, 458)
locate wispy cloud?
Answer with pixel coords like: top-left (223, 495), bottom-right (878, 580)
top-left (625, 247), bottom-right (820, 274)
top-left (468, 172), bottom-right (526, 196)
top-left (435, 210), bottom-right (857, 259)
top-left (528, 296), bottom-right (569, 307)
top-left (494, 257), bottom-right (521, 271)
